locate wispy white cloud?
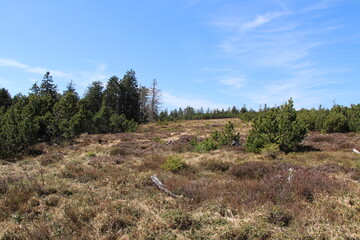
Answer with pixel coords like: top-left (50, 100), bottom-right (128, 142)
top-left (0, 58), bottom-right (111, 95)
top-left (220, 77), bottom-right (247, 89)
top-left (242, 11), bottom-right (288, 30)
top-left (242, 67), bottom-right (339, 109)
top-left (78, 72), bottom-right (108, 88)
top-left (212, 11), bottom-right (289, 32)
top-left (300, 0), bottom-right (331, 13)
top-left (77, 62), bottom-right (109, 89)
top-left (163, 92), bottom-right (228, 110)
top-left (202, 67), bottom-right (232, 72)
top-left (0, 59), bottom-right (28, 69)
top-left (0, 58), bottom-right (71, 78)
top-left (209, 1), bottom-right (347, 108)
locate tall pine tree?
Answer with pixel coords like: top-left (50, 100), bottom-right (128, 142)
top-left (82, 81), bottom-right (104, 114)
top-left (119, 70), bottom-right (140, 122)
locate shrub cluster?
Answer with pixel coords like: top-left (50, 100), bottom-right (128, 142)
top-left (0, 71), bottom-right (144, 157)
top-left (297, 104), bottom-right (360, 133)
top-left (158, 100), bottom-right (359, 135)
top-left (246, 99), bottom-right (307, 153)
top-left (191, 121), bottom-right (240, 152)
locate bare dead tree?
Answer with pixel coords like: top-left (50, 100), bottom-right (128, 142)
top-left (139, 86), bottom-right (149, 123)
top-left (149, 79), bottom-right (161, 122)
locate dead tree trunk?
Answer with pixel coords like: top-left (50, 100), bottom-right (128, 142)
top-left (150, 175), bottom-right (182, 198)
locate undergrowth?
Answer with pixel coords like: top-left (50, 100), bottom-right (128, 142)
top-left (0, 119), bottom-right (359, 239)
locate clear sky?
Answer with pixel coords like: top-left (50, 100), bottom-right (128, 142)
top-left (0, 0), bottom-right (359, 110)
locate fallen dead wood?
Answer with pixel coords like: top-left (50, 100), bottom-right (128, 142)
top-left (150, 175), bottom-right (182, 198)
top-left (353, 149), bottom-right (360, 155)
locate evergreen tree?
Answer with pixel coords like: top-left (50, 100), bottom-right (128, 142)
top-left (0, 96), bottom-right (41, 155)
top-left (103, 76), bottom-right (121, 114)
top-left (231, 106), bottom-right (238, 114)
top-left (246, 99), bottom-right (307, 153)
top-left (178, 108), bottom-right (184, 119)
top-left (184, 106), bottom-right (195, 120)
top-left (240, 104), bottom-right (248, 114)
top-left (82, 81), bottom-right (104, 114)
top-left (348, 104), bottom-right (360, 132)
top-left (30, 82), bottom-right (41, 95)
top-left (93, 102), bottom-right (113, 133)
top-left (324, 112), bottom-right (348, 133)
top-left (119, 70), bottom-right (140, 122)
top-left (159, 109), bottom-right (169, 121)
top-left (69, 105), bottom-right (92, 136)
top-left (40, 72), bottom-right (58, 99)
top-left (0, 88), bottom-right (12, 109)
top-left (26, 94), bottom-right (55, 142)
top-left (64, 80), bottom-right (78, 98)
top-left (51, 91), bottom-right (80, 141)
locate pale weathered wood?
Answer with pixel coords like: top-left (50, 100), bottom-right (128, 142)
top-left (151, 175), bottom-right (182, 198)
top-left (353, 149), bottom-right (360, 155)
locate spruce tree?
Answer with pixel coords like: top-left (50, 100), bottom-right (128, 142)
top-left (82, 81), bottom-right (104, 114)
top-left (40, 72), bottom-right (58, 99)
top-left (119, 70), bottom-right (140, 122)
top-left (0, 88), bottom-right (12, 109)
top-left (103, 76), bottom-right (121, 114)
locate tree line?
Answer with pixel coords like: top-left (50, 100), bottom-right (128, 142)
top-left (1, 70), bottom-right (358, 158)
top-left (158, 103), bottom-right (360, 134)
top-left (0, 70), bottom-right (160, 157)
top-left (158, 105), bottom-right (254, 121)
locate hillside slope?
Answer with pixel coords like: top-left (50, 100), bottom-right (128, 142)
top-left (1, 119), bottom-right (359, 239)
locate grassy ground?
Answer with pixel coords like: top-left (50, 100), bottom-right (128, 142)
top-left (0, 119), bottom-right (359, 240)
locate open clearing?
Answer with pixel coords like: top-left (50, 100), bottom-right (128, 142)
top-left (1, 119), bottom-right (359, 239)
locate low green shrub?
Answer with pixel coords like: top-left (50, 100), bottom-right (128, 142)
top-left (161, 155), bottom-right (187, 173)
top-left (261, 143), bottom-right (280, 159)
top-left (110, 114), bottom-right (138, 133)
top-left (191, 121), bottom-right (239, 153)
top-left (87, 152), bottom-right (96, 158)
top-left (195, 138), bottom-right (219, 152)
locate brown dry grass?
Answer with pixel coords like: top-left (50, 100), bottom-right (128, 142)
top-left (0, 119), bottom-right (359, 239)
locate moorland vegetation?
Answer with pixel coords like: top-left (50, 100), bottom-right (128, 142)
top-left (0, 72), bottom-right (359, 239)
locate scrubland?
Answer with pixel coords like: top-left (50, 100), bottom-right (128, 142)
top-left (0, 119), bottom-right (359, 239)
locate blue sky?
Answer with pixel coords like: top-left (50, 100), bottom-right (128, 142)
top-left (0, 0), bottom-right (359, 110)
